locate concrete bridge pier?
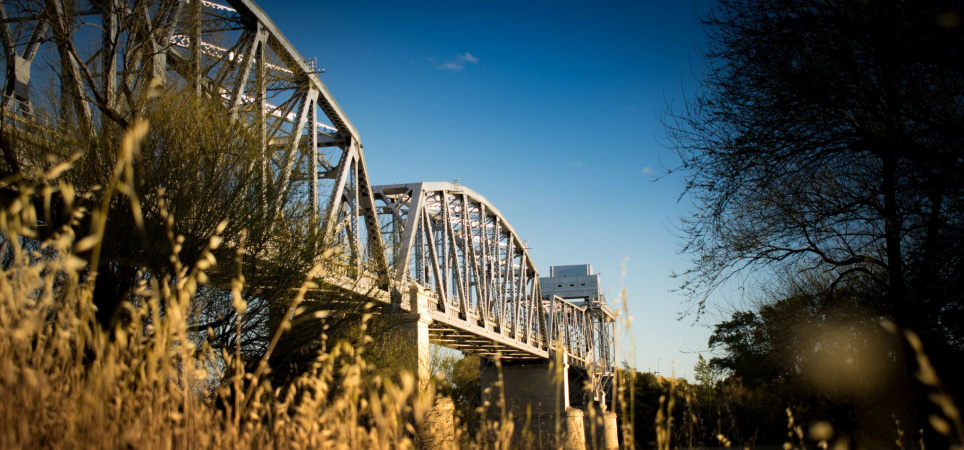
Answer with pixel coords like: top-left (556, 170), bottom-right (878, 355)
top-left (394, 284), bottom-right (455, 449)
top-left (479, 354), bottom-right (614, 449)
top-left (391, 283), bottom-right (617, 449)
top-left (396, 283), bottom-right (432, 392)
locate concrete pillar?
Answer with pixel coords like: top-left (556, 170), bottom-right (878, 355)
top-left (603, 412), bottom-right (619, 450)
top-left (480, 356), bottom-right (571, 445)
top-left (565, 408), bottom-right (586, 450)
top-left (480, 358), bottom-right (568, 416)
top-left (399, 283), bottom-right (432, 392)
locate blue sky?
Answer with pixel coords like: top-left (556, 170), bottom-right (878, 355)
top-left (265, 0), bottom-right (715, 379)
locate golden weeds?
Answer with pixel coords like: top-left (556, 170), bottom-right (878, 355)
top-left (0, 122), bottom-right (514, 449)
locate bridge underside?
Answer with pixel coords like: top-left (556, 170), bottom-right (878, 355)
top-left (428, 320), bottom-right (548, 360)
top-left (322, 274), bottom-right (549, 360)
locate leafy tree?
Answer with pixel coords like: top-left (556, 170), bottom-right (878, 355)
top-left (617, 365), bottom-right (692, 448)
top-left (433, 350), bottom-right (482, 432)
top-left (691, 354), bottom-right (722, 407)
top-left (665, 0), bottom-right (964, 438)
top-left (705, 282), bottom-right (912, 445)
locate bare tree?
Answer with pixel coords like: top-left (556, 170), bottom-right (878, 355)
top-left (665, 0), bottom-right (964, 438)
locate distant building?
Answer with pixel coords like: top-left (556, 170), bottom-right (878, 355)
top-left (539, 264), bottom-right (604, 305)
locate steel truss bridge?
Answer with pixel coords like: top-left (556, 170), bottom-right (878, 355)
top-left (0, 0), bottom-right (615, 396)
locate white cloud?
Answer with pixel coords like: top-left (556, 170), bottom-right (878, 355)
top-left (571, 161), bottom-right (586, 169)
top-left (642, 166), bottom-right (654, 176)
top-left (435, 52), bottom-right (480, 71)
top-left (438, 61), bottom-right (464, 70)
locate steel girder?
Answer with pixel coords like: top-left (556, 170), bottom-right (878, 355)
top-left (0, 0), bottom-right (388, 280)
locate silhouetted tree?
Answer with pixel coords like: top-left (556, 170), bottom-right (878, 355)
top-left (617, 365), bottom-right (691, 449)
top-left (666, 0), bottom-right (964, 441)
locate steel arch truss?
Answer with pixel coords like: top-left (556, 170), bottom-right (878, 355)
top-left (0, 0), bottom-right (387, 278)
top-left (545, 295), bottom-right (616, 399)
top-left (374, 182), bottom-right (550, 356)
top-left (374, 182), bottom-right (616, 372)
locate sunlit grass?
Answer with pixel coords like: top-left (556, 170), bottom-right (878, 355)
top-left (0, 122), bottom-right (519, 449)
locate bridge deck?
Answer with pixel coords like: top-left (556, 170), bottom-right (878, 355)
top-left (324, 274), bottom-right (550, 360)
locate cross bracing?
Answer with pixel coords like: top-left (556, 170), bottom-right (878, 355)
top-left (1, 0), bottom-right (615, 396)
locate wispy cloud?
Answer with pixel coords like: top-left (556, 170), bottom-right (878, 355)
top-left (642, 166), bottom-right (654, 176)
top-left (571, 161), bottom-right (586, 169)
top-left (435, 52), bottom-right (480, 71)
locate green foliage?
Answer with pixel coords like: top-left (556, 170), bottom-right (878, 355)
top-left (692, 354), bottom-right (721, 403)
top-left (430, 348), bottom-right (482, 433)
top-left (618, 364), bottom-right (690, 448)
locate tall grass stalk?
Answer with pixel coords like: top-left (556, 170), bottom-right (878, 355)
top-left (0, 121), bottom-right (521, 449)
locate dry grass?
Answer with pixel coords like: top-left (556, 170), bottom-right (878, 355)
top-left (5, 120), bottom-right (957, 450)
top-left (0, 122), bottom-right (520, 449)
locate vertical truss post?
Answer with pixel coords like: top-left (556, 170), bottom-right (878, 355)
top-left (500, 236), bottom-right (513, 334)
top-left (514, 254), bottom-right (525, 341)
top-left (145, 0), bottom-right (174, 84)
top-left (492, 219), bottom-right (503, 324)
top-left (49, 0), bottom-right (92, 128)
top-left (1, 5), bottom-right (47, 110)
top-left (459, 195), bottom-right (471, 313)
top-left (525, 279), bottom-right (537, 345)
top-left (273, 86), bottom-right (317, 212)
top-left (350, 157), bottom-right (360, 276)
top-left (0, 5), bottom-right (15, 73)
top-left (324, 143), bottom-right (351, 238)
top-left (422, 210), bottom-right (444, 303)
top-left (188, 0), bottom-right (202, 94)
top-left (440, 195), bottom-right (451, 307)
top-left (353, 148), bottom-right (388, 285)
top-left (102, 0), bottom-right (119, 110)
top-left (229, 25), bottom-right (263, 118)
top-left (475, 204), bottom-right (489, 325)
top-left (548, 296), bottom-right (557, 352)
top-left (441, 194), bottom-right (461, 315)
top-left (309, 100), bottom-right (318, 214)
top-left (254, 32), bottom-right (267, 207)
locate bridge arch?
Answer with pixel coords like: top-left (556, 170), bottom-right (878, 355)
top-left (374, 182), bottom-right (548, 357)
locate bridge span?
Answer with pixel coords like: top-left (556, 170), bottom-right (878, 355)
top-left (1, 0), bottom-right (618, 428)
